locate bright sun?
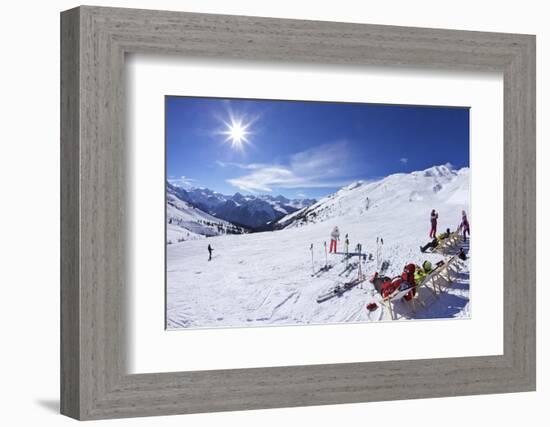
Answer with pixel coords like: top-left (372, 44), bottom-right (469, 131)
top-left (221, 116), bottom-right (252, 150)
top-left (229, 122), bottom-right (245, 143)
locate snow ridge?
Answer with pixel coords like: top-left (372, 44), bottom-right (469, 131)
top-left (276, 165), bottom-right (469, 229)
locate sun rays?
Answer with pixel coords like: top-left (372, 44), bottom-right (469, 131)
top-left (215, 109), bottom-right (257, 152)
top-left (221, 117), bottom-right (251, 149)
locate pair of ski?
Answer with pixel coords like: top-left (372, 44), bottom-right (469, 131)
top-left (311, 264), bottom-right (333, 278)
top-left (339, 262), bottom-right (358, 277)
top-left (316, 277), bottom-right (364, 303)
top-left (333, 251), bottom-right (367, 260)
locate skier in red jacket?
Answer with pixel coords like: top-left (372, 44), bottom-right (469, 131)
top-left (429, 209), bottom-right (438, 238)
top-left (400, 263), bottom-right (417, 301)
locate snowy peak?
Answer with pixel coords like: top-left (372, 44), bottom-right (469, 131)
top-left (417, 163), bottom-right (456, 178)
top-left (232, 192), bottom-right (246, 202)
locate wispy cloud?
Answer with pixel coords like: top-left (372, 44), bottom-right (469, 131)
top-left (168, 175), bottom-right (197, 188)
top-left (216, 160), bottom-right (264, 170)
top-left (400, 157), bottom-right (408, 164)
top-left (225, 141), bottom-right (358, 193)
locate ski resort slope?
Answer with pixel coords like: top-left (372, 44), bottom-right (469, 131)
top-left (166, 192), bottom-right (246, 244)
top-left (167, 165), bottom-right (471, 329)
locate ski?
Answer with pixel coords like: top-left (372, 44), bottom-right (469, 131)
top-left (316, 278), bottom-right (364, 303)
top-left (345, 263), bottom-right (359, 277)
top-left (338, 262), bottom-right (357, 277)
top-left (333, 251), bottom-right (367, 259)
top-left (311, 264), bottom-right (334, 277)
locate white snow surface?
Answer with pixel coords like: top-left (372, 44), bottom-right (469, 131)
top-left (166, 193), bottom-right (246, 244)
top-left (167, 165), bottom-right (471, 329)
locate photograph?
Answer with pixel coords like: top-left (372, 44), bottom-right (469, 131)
top-left (165, 96), bottom-right (471, 329)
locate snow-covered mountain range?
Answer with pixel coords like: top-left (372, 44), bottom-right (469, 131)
top-left (167, 164), bottom-right (471, 329)
top-left (167, 182), bottom-right (316, 230)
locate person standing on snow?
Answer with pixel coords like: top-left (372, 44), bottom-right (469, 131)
top-left (459, 210), bottom-right (470, 241)
top-left (329, 226), bottom-right (340, 253)
top-left (207, 244), bottom-right (213, 261)
top-left (429, 209), bottom-right (439, 238)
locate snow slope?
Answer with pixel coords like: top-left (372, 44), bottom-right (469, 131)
top-left (166, 191), bottom-right (248, 244)
top-left (167, 165), bottom-right (471, 329)
top-left (277, 164), bottom-right (469, 229)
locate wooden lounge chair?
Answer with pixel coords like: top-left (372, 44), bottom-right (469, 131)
top-left (379, 254), bottom-right (467, 319)
top-left (418, 267), bottom-right (447, 295)
top-left (380, 282), bottom-right (428, 320)
top-left (436, 255), bottom-right (466, 290)
top-left (425, 255), bottom-right (467, 293)
top-left (434, 232), bottom-right (461, 253)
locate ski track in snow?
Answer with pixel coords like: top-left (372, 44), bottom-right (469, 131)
top-left (166, 166), bottom-right (471, 330)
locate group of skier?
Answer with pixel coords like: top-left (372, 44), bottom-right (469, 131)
top-left (427, 208), bottom-right (470, 241)
top-left (370, 260), bottom-right (436, 301)
top-left (370, 242), bottom-right (467, 305)
top-left (421, 208), bottom-right (470, 253)
top-left (322, 207), bottom-right (469, 307)
top-left (365, 208), bottom-right (470, 303)
top-left (326, 207), bottom-right (469, 261)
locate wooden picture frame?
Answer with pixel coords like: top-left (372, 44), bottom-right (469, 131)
top-left (60, 5), bottom-right (536, 420)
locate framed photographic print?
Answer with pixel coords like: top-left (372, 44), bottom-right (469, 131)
top-left (61, 5), bottom-right (536, 420)
top-left (164, 96), bottom-right (471, 328)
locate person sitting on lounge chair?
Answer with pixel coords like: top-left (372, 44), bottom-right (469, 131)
top-left (382, 277), bottom-right (402, 299)
top-left (400, 263), bottom-right (417, 301)
top-left (370, 272), bottom-right (393, 296)
top-left (422, 260), bottom-right (433, 273)
top-left (414, 260), bottom-right (433, 283)
top-left (420, 228), bottom-right (451, 253)
top-left (369, 272), bottom-right (400, 299)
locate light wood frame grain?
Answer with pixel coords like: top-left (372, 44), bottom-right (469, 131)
top-left (60, 5), bottom-right (536, 420)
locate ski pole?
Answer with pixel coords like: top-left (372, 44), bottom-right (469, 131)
top-left (376, 237), bottom-right (379, 270)
top-left (345, 239), bottom-right (349, 267)
top-left (379, 237), bottom-right (383, 270)
top-left (357, 243), bottom-right (363, 285)
top-left (324, 241), bottom-right (328, 268)
top-left (310, 243), bottom-right (314, 275)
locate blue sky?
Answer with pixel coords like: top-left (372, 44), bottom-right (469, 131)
top-left (166, 96), bottom-right (469, 199)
